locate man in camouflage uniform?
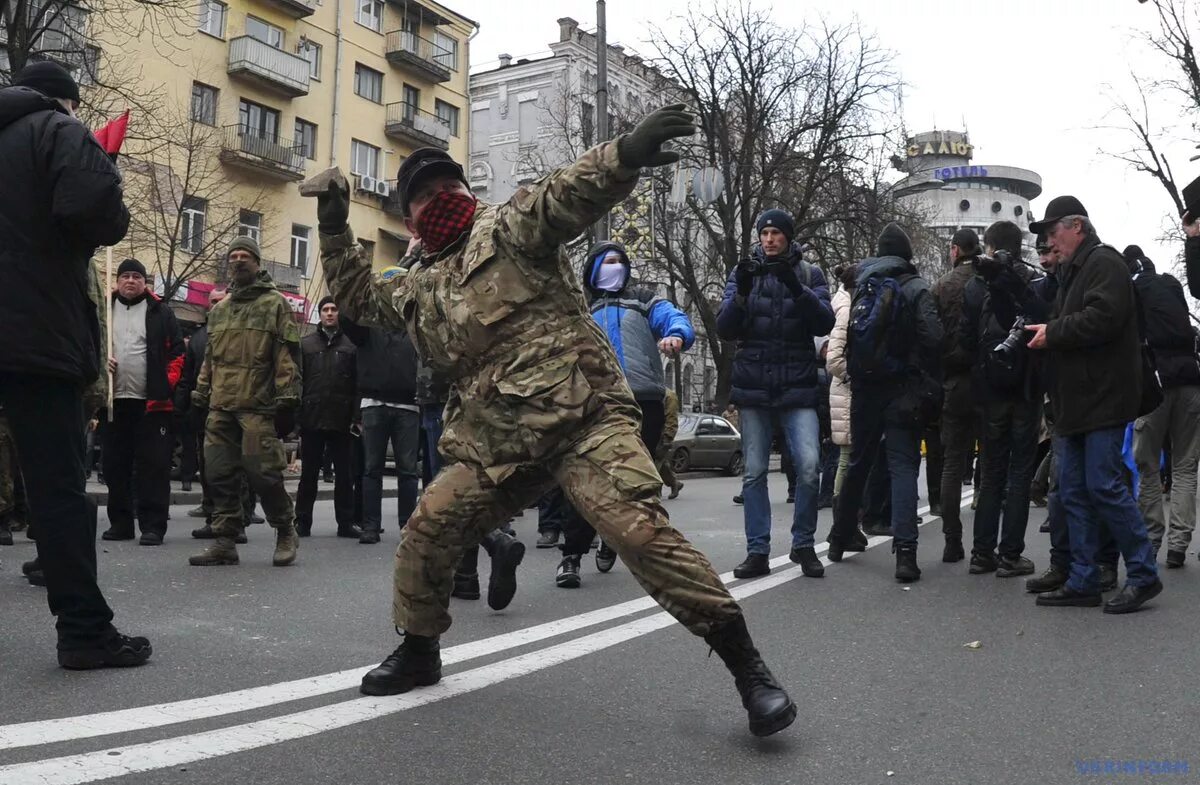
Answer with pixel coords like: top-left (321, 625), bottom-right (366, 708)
top-left (657, 389), bottom-right (684, 500)
top-left (188, 237), bottom-right (301, 567)
top-left (318, 105), bottom-right (796, 737)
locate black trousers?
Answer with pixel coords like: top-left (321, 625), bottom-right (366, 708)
top-left (0, 373), bottom-right (115, 646)
top-left (296, 429), bottom-right (355, 528)
top-left (179, 414), bottom-right (200, 482)
top-left (103, 399), bottom-right (173, 537)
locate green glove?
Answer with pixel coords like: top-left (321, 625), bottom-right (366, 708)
top-left (617, 103), bottom-right (696, 169)
top-left (318, 180), bottom-right (349, 235)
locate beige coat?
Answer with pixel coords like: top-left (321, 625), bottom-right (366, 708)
top-left (826, 287), bottom-right (852, 446)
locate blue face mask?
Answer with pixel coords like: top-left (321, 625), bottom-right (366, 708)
top-left (593, 256), bottom-right (627, 292)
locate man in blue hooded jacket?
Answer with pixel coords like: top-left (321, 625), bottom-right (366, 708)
top-left (548, 241), bottom-right (695, 588)
top-left (716, 209), bottom-right (835, 580)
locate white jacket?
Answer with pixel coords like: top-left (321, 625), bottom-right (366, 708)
top-left (826, 288), bottom-right (852, 447)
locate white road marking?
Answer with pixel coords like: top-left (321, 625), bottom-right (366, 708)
top-left (0, 494), bottom-right (963, 778)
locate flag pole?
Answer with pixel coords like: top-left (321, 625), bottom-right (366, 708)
top-left (106, 245), bottom-right (114, 422)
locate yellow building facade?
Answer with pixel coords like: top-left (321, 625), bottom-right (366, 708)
top-left (104, 0), bottom-right (475, 323)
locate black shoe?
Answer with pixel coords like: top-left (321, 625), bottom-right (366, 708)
top-left (295, 521), bottom-right (312, 538)
top-left (789, 546), bottom-right (824, 577)
top-left (535, 529), bottom-right (560, 549)
top-left (1036, 585), bottom-right (1102, 607)
top-left (895, 545), bottom-right (921, 583)
top-left (101, 528), bottom-right (135, 541)
top-left (996, 555), bottom-right (1035, 578)
top-left (929, 501), bottom-right (943, 517)
top-left (1166, 549), bottom-right (1186, 569)
top-left (21, 557), bottom-right (40, 576)
top-left (1026, 565), bottom-right (1069, 593)
top-left (1038, 518), bottom-right (1051, 534)
top-left (487, 533), bottom-right (525, 610)
top-left (969, 552), bottom-right (998, 574)
top-left (337, 525), bottom-right (363, 539)
top-left (816, 496), bottom-right (832, 510)
top-left (704, 616), bottom-right (796, 737)
top-left (595, 541), bottom-right (617, 573)
top-left (1103, 579), bottom-right (1163, 614)
top-left (181, 480), bottom-right (192, 492)
top-left (862, 521), bottom-right (892, 537)
top-left (191, 524), bottom-right (246, 544)
top-left (322, 472), bottom-right (334, 483)
top-left (138, 532), bottom-right (163, 546)
top-left (1099, 564), bottom-right (1119, 592)
top-left (942, 537), bottom-right (965, 563)
top-left (452, 571), bottom-right (480, 600)
top-left (360, 634), bottom-right (442, 696)
top-left (556, 555), bottom-right (582, 588)
top-left (786, 492), bottom-right (795, 504)
top-left (733, 553), bottom-right (770, 579)
top-left (58, 631), bottom-right (152, 670)
top-left (249, 514), bottom-right (265, 525)
top-left (827, 529), bottom-right (869, 563)
top-left (359, 530), bottom-right (381, 545)
top-left (0, 528), bottom-right (11, 546)
top-left (733, 494), bottom-right (744, 505)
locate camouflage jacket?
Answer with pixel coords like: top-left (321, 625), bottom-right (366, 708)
top-left (321, 140), bottom-right (642, 484)
top-left (192, 271), bottom-right (301, 413)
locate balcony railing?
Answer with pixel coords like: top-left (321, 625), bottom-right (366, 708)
top-left (384, 30), bottom-right (453, 82)
top-left (218, 125), bottom-right (306, 182)
top-left (261, 0), bottom-right (317, 18)
top-left (227, 36), bottom-right (310, 97)
top-left (381, 179), bottom-right (404, 216)
top-left (384, 101), bottom-right (451, 150)
top-left (266, 260), bottom-right (303, 290)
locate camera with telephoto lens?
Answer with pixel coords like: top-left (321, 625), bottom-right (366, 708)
top-left (992, 314), bottom-right (1029, 369)
top-left (976, 249), bottom-right (1016, 281)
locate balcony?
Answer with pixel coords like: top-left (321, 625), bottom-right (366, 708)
top-left (384, 31), bottom-right (453, 83)
top-left (385, 101), bottom-right (451, 150)
top-left (227, 36), bottom-right (310, 98)
top-left (218, 125), bottom-right (306, 182)
top-left (260, 0), bottom-right (317, 18)
top-left (266, 261), bottom-right (304, 291)
top-left (382, 179), bottom-right (404, 216)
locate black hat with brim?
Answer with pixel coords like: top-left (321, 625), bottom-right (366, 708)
top-left (396, 148), bottom-right (468, 216)
top-left (1028, 195), bottom-right (1088, 235)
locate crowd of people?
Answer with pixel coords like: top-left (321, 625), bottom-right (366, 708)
top-left (3, 60), bottom-right (1200, 741)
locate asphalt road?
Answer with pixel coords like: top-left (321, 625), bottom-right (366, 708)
top-left (1, 472), bottom-right (1198, 785)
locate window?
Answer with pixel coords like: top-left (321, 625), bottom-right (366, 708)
top-left (354, 64), bottom-right (383, 104)
top-left (238, 99), bottom-right (279, 140)
top-left (197, 0), bottom-right (226, 38)
top-left (294, 119), bottom-right (317, 160)
top-left (402, 84), bottom-right (419, 117)
top-left (246, 16), bottom-right (283, 49)
top-left (180, 196), bottom-right (207, 253)
top-left (350, 139), bottom-right (379, 178)
top-left (298, 40), bottom-right (321, 80)
top-left (290, 225), bottom-right (311, 273)
top-left (710, 419), bottom-right (734, 436)
top-left (355, 0), bottom-right (383, 32)
top-left (238, 210), bottom-right (262, 244)
top-left (190, 82), bottom-right (218, 126)
top-left (434, 99), bottom-right (459, 137)
top-left (433, 31), bottom-right (457, 70)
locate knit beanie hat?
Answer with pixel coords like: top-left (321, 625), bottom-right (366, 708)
top-left (117, 258), bottom-right (147, 278)
top-left (318, 295), bottom-right (336, 311)
top-left (755, 209), bottom-right (795, 243)
top-left (228, 236), bottom-right (262, 261)
top-left (876, 223), bottom-right (913, 261)
top-left (14, 61), bottom-right (80, 104)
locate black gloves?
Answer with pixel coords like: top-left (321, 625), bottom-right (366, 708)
top-left (617, 103), bottom-right (696, 169)
top-left (274, 408), bottom-right (296, 440)
top-left (768, 261), bottom-right (807, 297)
top-left (735, 261), bottom-right (757, 297)
top-left (317, 181), bottom-right (350, 235)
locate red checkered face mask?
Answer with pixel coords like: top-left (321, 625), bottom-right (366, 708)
top-left (414, 190), bottom-right (477, 253)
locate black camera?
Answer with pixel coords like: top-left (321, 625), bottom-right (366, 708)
top-left (976, 249), bottom-right (1016, 281)
top-left (992, 315), bottom-right (1029, 369)
top-left (736, 258), bottom-right (767, 276)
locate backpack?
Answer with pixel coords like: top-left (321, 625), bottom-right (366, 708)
top-left (977, 289), bottom-right (1028, 394)
top-left (847, 274), bottom-right (910, 381)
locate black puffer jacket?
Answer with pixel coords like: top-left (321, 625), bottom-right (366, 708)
top-left (341, 317), bottom-right (418, 405)
top-left (299, 327), bottom-right (357, 431)
top-left (0, 86), bottom-right (130, 383)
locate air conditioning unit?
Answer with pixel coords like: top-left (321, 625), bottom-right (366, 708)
top-left (374, 180), bottom-right (391, 197)
top-left (357, 175), bottom-right (377, 193)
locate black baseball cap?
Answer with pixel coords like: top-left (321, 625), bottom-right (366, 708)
top-left (395, 148), bottom-right (468, 216)
top-left (1028, 195), bottom-right (1088, 235)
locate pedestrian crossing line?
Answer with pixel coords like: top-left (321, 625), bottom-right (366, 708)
top-left (0, 492), bottom-right (967, 767)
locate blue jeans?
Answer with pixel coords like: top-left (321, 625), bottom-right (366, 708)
top-left (1056, 426), bottom-right (1158, 592)
top-left (360, 406), bottom-right (420, 533)
top-left (740, 406), bottom-right (820, 554)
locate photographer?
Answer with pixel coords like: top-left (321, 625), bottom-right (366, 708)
top-left (717, 209), bottom-right (835, 579)
top-left (959, 221), bottom-right (1049, 578)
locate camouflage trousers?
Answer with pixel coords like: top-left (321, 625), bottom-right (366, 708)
top-left (393, 423), bottom-right (741, 638)
top-left (656, 448), bottom-right (680, 493)
top-left (204, 411), bottom-right (295, 537)
top-left (0, 413), bottom-right (13, 518)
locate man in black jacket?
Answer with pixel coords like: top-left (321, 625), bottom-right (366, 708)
top-left (295, 296), bottom-right (360, 538)
top-left (340, 269), bottom-right (421, 545)
top-left (0, 62), bottom-right (151, 668)
top-left (1125, 245), bottom-right (1200, 568)
top-left (1025, 196), bottom-right (1162, 613)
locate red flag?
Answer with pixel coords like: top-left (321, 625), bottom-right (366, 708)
top-left (93, 110), bottom-right (129, 157)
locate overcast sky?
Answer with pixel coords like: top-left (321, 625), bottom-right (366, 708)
top-left (460, 0), bottom-right (1194, 272)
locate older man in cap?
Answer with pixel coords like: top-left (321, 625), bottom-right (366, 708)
top-left (0, 61), bottom-right (152, 668)
top-left (318, 105), bottom-right (797, 738)
top-left (189, 237), bottom-right (302, 567)
top-left (1024, 196), bottom-right (1162, 613)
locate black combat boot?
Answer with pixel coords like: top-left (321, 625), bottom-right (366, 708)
top-left (1025, 565), bottom-right (1068, 594)
top-left (704, 615), bottom-right (796, 737)
top-left (942, 536), bottom-right (965, 563)
top-left (732, 553), bottom-right (770, 579)
top-left (452, 572), bottom-right (480, 600)
top-left (360, 633), bottom-right (442, 696)
top-left (788, 546), bottom-right (824, 578)
top-left (482, 531), bottom-right (525, 610)
top-left (827, 529), bottom-right (868, 562)
top-left (894, 544), bottom-right (921, 583)
top-left (58, 629), bottom-right (153, 670)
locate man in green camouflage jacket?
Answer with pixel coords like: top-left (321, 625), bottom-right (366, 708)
top-left (317, 105), bottom-right (795, 738)
top-left (188, 237), bottom-right (301, 568)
